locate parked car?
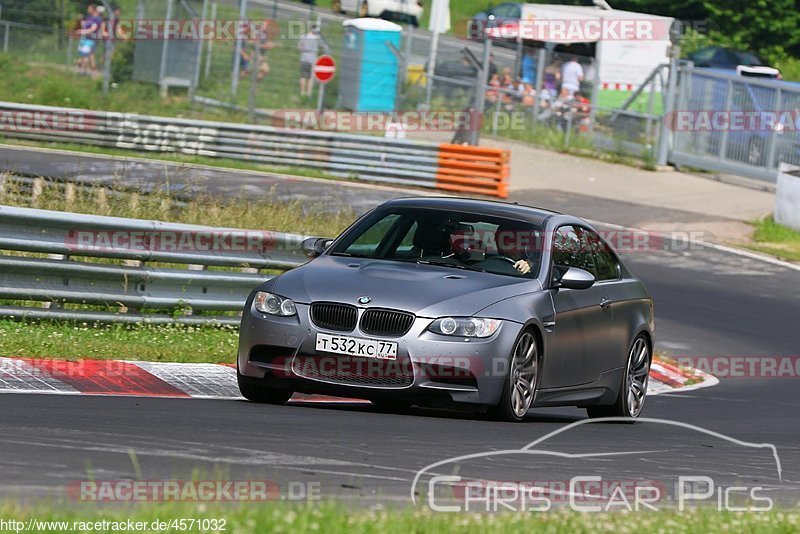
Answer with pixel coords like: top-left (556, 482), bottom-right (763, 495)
top-left (333, 0), bottom-right (424, 27)
top-left (237, 197), bottom-right (654, 422)
top-left (468, 2), bottom-right (522, 43)
top-left (687, 46), bottom-right (780, 78)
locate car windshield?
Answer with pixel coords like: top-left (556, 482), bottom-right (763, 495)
top-left (329, 207), bottom-right (544, 278)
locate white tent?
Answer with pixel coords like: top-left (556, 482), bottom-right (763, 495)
top-left (486, 4), bottom-right (675, 90)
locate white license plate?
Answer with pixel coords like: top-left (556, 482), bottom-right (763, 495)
top-left (315, 333), bottom-right (398, 360)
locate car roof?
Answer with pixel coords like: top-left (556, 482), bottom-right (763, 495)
top-left (379, 197), bottom-right (560, 225)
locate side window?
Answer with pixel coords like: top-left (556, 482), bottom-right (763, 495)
top-left (493, 3), bottom-right (520, 19)
top-left (395, 222), bottom-right (418, 255)
top-left (552, 226), bottom-right (596, 280)
top-left (584, 229), bottom-right (620, 281)
top-left (343, 214), bottom-right (401, 257)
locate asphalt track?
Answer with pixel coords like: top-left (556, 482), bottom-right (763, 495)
top-left (1, 145), bottom-right (799, 508)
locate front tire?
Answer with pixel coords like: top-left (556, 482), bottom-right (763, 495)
top-left (237, 370), bottom-right (293, 405)
top-left (586, 334), bottom-right (650, 421)
top-left (490, 329), bottom-right (539, 422)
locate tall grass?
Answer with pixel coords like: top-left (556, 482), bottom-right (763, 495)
top-left (0, 501), bottom-right (797, 533)
top-left (0, 173), bottom-right (355, 236)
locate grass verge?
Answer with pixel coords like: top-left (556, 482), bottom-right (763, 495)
top-left (0, 321), bottom-right (238, 363)
top-left (747, 217), bottom-right (800, 262)
top-left (0, 502), bottom-right (798, 533)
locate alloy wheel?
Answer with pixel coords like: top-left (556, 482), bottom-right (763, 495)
top-left (509, 332), bottom-right (538, 418)
top-left (626, 337), bottom-right (650, 417)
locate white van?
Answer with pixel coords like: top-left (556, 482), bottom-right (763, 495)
top-left (333, 0), bottom-right (424, 27)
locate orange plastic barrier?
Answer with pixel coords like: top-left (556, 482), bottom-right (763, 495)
top-left (436, 144), bottom-right (510, 198)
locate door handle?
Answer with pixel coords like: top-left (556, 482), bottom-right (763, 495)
top-left (600, 298), bottom-right (613, 309)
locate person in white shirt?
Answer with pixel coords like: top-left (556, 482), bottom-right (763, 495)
top-left (560, 56), bottom-right (584, 97)
top-left (298, 24), bottom-right (331, 97)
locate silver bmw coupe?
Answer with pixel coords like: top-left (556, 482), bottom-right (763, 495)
top-left (237, 197), bottom-right (654, 422)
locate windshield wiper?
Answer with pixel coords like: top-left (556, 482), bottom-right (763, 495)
top-left (416, 259), bottom-right (485, 273)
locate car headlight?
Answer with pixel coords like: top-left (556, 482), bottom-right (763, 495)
top-left (428, 317), bottom-right (501, 338)
top-left (254, 291), bottom-right (297, 316)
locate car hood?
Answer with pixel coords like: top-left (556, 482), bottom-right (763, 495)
top-left (271, 255), bottom-right (541, 318)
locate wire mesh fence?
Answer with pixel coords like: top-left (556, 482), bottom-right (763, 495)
top-left (1, 21), bottom-right (72, 65)
top-left (18, 1), bottom-right (800, 179)
top-left (0, 2), bottom-right (665, 164)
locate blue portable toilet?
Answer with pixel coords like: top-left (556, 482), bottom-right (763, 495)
top-left (340, 18), bottom-right (403, 112)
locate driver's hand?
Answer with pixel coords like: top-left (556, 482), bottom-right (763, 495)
top-left (514, 260), bottom-right (531, 274)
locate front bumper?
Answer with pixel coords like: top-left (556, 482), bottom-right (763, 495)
top-left (237, 303), bottom-right (523, 407)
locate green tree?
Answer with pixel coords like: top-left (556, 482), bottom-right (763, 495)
top-left (1, 0), bottom-right (84, 27)
top-left (702, 0), bottom-right (800, 62)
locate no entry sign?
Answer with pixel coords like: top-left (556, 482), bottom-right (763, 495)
top-left (313, 55), bottom-right (336, 84)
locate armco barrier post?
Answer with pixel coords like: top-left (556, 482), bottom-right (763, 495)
top-left (435, 144), bottom-right (510, 198)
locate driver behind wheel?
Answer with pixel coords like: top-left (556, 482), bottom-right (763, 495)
top-left (495, 224), bottom-right (537, 275)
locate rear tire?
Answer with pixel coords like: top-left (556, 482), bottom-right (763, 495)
top-left (489, 329), bottom-right (539, 422)
top-left (237, 371), bottom-right (293, 405)
top-left (586, 334), bottom-right (650, 421)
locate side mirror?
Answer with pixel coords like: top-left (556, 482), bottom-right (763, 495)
top-left (301, 237), bottom-right (333, 258)
top-left (555, 267), bottom-right (595, 290)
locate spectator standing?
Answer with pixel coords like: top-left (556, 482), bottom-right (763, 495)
top-left (77, 4), bottom-right (102, 74)
top-left (560, 56), bottom-right (584, 97)
top-left (521, 52), bottom-right (537, 85)
top-left (543, 60), bottom-right (561, 94)
top-left (298, 24), bottom-right (331, 97)
top-left (94, 5), bottom-right (107, 68)
top-left (109, 5), bottom-right (129, 40)
top-left (521, 83), bottom-right (536, 107)
top-left (240, 21), bottom-right (278, 82)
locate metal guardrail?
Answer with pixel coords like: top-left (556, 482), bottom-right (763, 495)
top-left (0, 101), bottom-right (510, 197)
top-left (0, 205), bottom-right (311, 325)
